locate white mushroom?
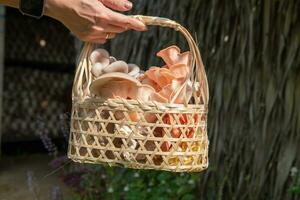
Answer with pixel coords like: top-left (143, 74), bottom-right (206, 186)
top-left (90, 49), bottom-right (109, 64)
top-left (128, 64), bottom-right (140, 77)
top-left (89, 72), bottom-right (142, 97)
top-left (91, 62), bottom-right (105, 77)
top-left (102, 60), bottom-right (129, 74)
top-left (135, 70), bottom-right (145, 79)
top-left (109, 56), bottom-right (117, 64)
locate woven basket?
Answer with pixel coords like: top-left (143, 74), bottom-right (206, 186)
top-left (68, 16), bottom-right (209, 172)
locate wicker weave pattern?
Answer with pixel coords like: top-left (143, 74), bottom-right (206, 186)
top-left (68, 16), bottom-right (210, 172)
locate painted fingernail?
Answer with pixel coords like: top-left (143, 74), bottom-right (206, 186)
top-left (125, 1), bottom-right (132, 9)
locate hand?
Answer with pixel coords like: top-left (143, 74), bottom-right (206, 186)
top-left (44, 0), bottom-right (147, 44)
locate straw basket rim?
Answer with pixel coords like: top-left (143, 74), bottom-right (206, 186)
top-left (73, 97), bottom-right (208, 111)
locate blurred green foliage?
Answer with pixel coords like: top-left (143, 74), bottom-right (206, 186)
top-left (63, 165), bottom-right (198, 200)
top-left (288, 186), bottom-right (300, 195)
top-left (288, 167), bottom-right (300, 196)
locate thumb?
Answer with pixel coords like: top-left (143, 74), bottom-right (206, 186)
top-left (100, 0), bottom-right (133, 12)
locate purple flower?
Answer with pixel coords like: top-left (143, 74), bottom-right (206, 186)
top-left (49, 155), bottom-right (68, 169)
top-left (36, 116), bottom-right (58, 156)
top-left (58, 113), bottom-right (70, 141)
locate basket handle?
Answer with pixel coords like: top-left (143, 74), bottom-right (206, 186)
top-left (72, 15), bottom-right (209, 105)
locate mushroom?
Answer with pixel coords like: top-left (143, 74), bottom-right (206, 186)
top-left (135, 84), bottom-right (159, 102)
top-left (89, 71), bottom-right (169, 104)
top-left (90, 48), bottom-right (110, 64)
top-left (156, 45), bottom-right (191, 67)
top-left (109, 56), bottom-right (117, 63)
top-left (91, 62), bottom-right (105, 77)
top-left (102, 60), bottom-right (129, 74)
top-left (128, 64), bottom-right (140, 77)
top-left (90, 49), bottom-right (110, 77)
top-left (90, 72), bottom-right (142, 97)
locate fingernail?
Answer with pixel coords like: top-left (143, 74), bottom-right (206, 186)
top-left (125, 1), bottom-right (132, 9)
top-left (141, 25), bottom-right (148, 31)
top-left (138, 22), bottom-right (147, 31)
top-left (134, 20), bottom-right (144, 27)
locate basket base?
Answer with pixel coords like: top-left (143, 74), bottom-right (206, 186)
top-left (68, 154), bottom-right (208, 173)
top-left (68, 98), bottom-right (209, 172)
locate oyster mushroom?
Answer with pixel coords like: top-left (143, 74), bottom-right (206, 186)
top-left (109, 56), bottom-right (117, 63)
top-left (128, 64), bottom-right (140, 77)
top-left (91, 62), bottom-right (105, 77)
top-left (156, 45), bottom-right (191, 67)
top-left (90, 49), bottom-right (110, 77)
top-left (135, 84), bottom-right (161, 102)
top-left (90, 72), bottom-right (141, 97)
top-left (90, 48), bottom-right (110, 65)
top-left (102, 60), bottom-right (129, 74)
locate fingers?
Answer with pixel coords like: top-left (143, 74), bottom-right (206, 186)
top-left (99, 32), bottom-right (116, 39)
top-left (73, 1), bottom-right (147, 43)
top-left (105, 9), bottom-right (147, 31)
top-left (100, 0), bottom-right (133, 11)
top-left (80, 32), bottom-right (116, 44)
top-left (98, 24), bottom-right (126, 33)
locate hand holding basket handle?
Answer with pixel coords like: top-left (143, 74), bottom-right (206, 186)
top-left (69, 15), bottom-right (210, 172)
top-left (73, 15), bottom-right (209, 105)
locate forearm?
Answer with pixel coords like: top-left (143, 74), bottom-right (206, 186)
top-left (0, 0), bottom-right (20, 8)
